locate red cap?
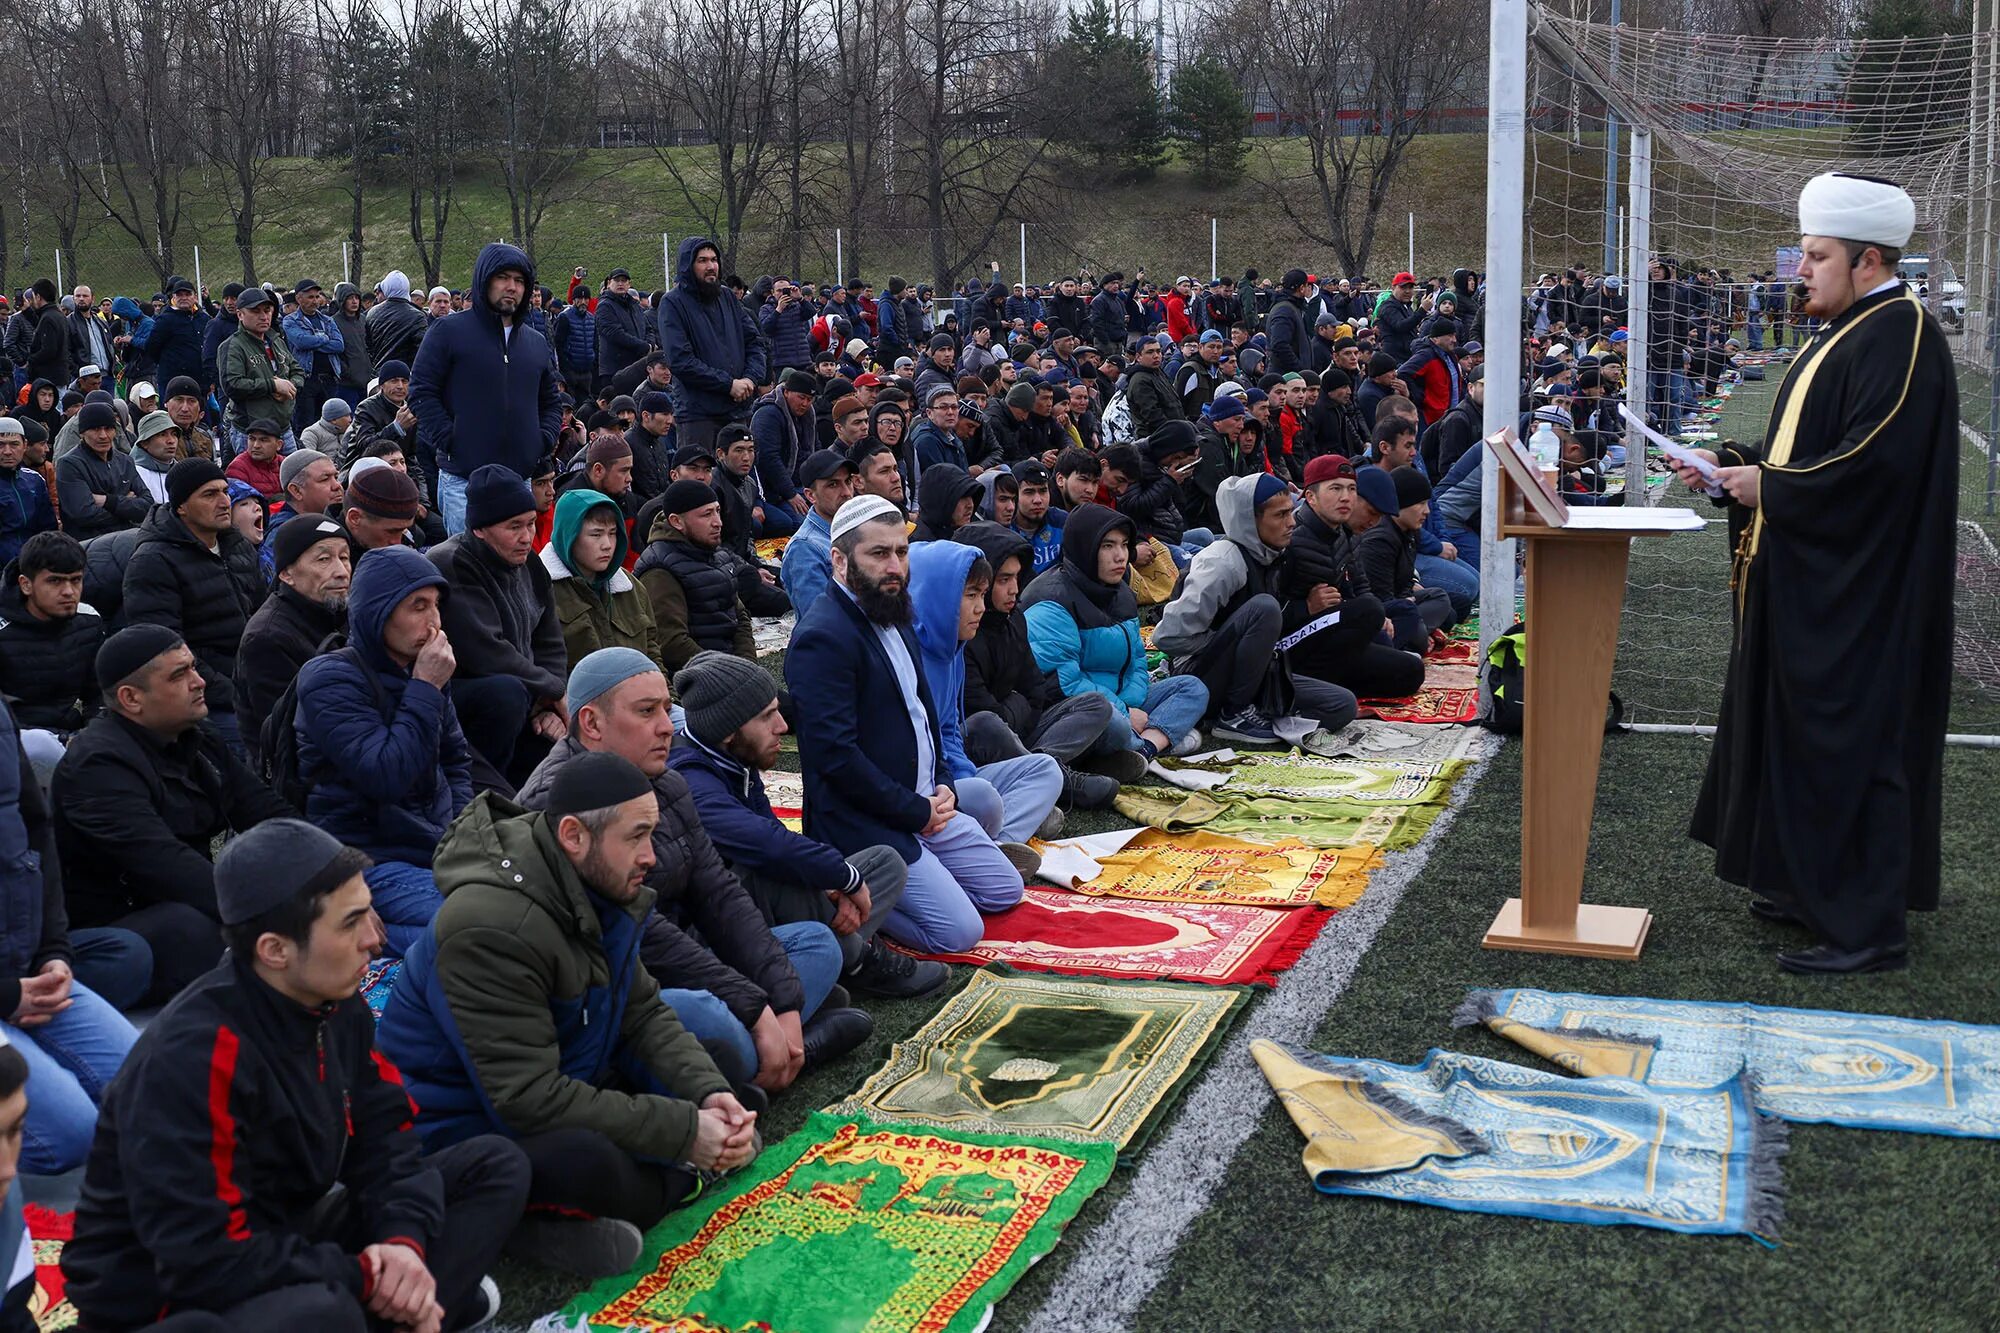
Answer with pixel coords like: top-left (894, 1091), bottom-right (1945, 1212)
top-left (853, 372), bottom-right (882, 388)
top-left (1392, 272), bottom-right (1416, 287)
top-left (1302, 454), bottom-right (1355, 487)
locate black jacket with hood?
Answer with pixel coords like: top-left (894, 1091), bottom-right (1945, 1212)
top-left (408, 242), bottom-right (562, 479)
top-left (913, 465), bottom-right (982, 544)
top-left (956, 521), bottom-right (1063, 736)
top-left (655, 238), bottom-right (768, 424)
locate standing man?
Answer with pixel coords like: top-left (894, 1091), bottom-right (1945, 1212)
top-left (143, 276), bottom-right (210, 393)
top-left (219, 287), bottom-right (302, 457)
top-left (282, 278), bottom-right (346, 435)
top-left (410, 244), bottom-right (562, 534)
top-left (657, 239), bottom-right (767, 451)
top-left (1674, 173), bottom-right (1957, 976)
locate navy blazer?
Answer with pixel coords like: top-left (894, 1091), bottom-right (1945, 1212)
top-left (787, 583), bottom-right (949, 863)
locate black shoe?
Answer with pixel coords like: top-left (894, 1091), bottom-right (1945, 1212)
top-left (823, 982), bottom-right (852, 1012)
top-left (1748, 898), bottom-right (1802, 925)
top-left (1060, 763), bottom-right (1121, 810)
top-left (1777, 942), bottom-right (1908, 975)
top-left (848, 939), bottom-right (952, 998)
top-left (801, 1007), bottom-right (874, 1070)
top-left (1077, 748), bottom-right (1149, 783)
top-left (732, 1081), bottom-right (770, 1118)
top-left (504, 1213), bottom-right (644, 1278)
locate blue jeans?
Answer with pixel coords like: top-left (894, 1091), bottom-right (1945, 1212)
top-left (71, 927), bottom-right (152, 1011)
top-left (437, 469), bottom-right (468, 535)
top-left (1094, 675), bottom-right (1211, 752)
top-left (224, 425), bottom-right (297, 463)
top-left (1415, 553), bottom-right (1477, 622)
top-left (1746, 316), bottom-right (1764, 350)
top-left (365, 861), bottom-right (445, 957)
top-left (1165, 527), bottom-right (1215, 569)
top-left (754, 504), bottom-right (798, 539)
top-left (955, 753), bottom-right (1063, 844)
top-left (9, 983), bottom-right (137, 1173)
top-left (1440, 524), bottom-right (1481, 573)
top-left (657, 921), bottom-right (841, 1084)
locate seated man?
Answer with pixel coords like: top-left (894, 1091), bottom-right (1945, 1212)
top-left (1110, 424), bottom-right (1214, 566)
top-left (63, 820), bottom-right (530, 1331)
top-left (378, 754), bottom-right (761, 1261)
top-left (54, 402), bottom-right (148, 539)
top-left (788, 496), bottom-right (1025, 954)
top-left (777, 448), bottom-right (854, 621)
top-left (849, 438), bottom-right (906, 510)
top-left (911, 464), bottom-right (981, 544)
top-left (264, 447), bottom-right (345, 549)
top-left (0, 416), bottom-right (57, 564)
top-left (1350, 464), bottom-right (1455, 654)
top-left (428, 466), bottom-right (569, 781)
top-left (1278, 456), bottom-right (1426, 700)
top-left (636, 480), bottom-right (756, 673)
top-left (342, 460), bottom-right (425, 558)
top-left (55, 626), bottom-right (292, 1003)
top-left (0, 531), bottom-right (105, 778)
top-left (222, 418), bottom-right (287, 501)
top-left (238, 516), bottom-right (351, 769)
top-left (1153, 473), bottom-right (1359, 744)
top-left (670, 650), bottom-right (944, 999)
top-left (296, 546), bottom-right (473, 956)
top-left (520, 650), bottom-right (869, 1090)
top-left (1007, 459), bottom-right (1065, 575)
top-left (543, 488), bottom-right (660, 670)
top-left (905, 538), bottom-right (1069, 842)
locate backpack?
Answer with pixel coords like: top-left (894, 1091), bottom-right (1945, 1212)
top-left (1480, 619), bottom-right (1624, 735)
top-left (1101, 389), bottom-right (1135, 446)
top-left (260, 638), bottom-right (389, 810)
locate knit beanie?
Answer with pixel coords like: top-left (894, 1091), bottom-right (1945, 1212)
top-left (567, 646), bottom-right (661, 715)
top-left (585, 435), bottom-right (632, 467)
top-left (1320, 366), bottom-right (1353, 393)
top-left (376, 359), bottom-right (411, 382)
top-left (1251, 473), bottom-right (1290, 511)
top-left (674, 651), bottom-right (778, 743)
top-left (1368, 352), bottom-right (1399, 378)
top-left (279, 449), bottom-right (331, 492)
top-left (463, 463), bottom-right (535, 530)
top-left (662, 478), bottom-right (717, 517)
top-left (166, 458), bottom-right (228, 511)
top-left (215, 819), bottom-right (366, 926)
top-left (1391, 466), bottom-right (1433, 509)
top-left (345, 464), bottom-right (421, 520)
top-left (319, 397), bottom-right (352, 424)
top-left (165, 376), bottom-right (204, 401)
top-left (77, 402), bottom-right (117, 433)
top-left (271, 515), bottom-right (349, 572)
top-left (1004, 382), bottom-right (1038, 412)
top-left (1207, 395), bottom-right (1246, 422)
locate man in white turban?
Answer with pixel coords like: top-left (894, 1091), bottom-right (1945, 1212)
top-left (1669, 171), bottom-right (1958, 975)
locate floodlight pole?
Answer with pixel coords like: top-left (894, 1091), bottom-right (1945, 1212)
top-left (1625, 128), bottom-right (1652, 505)
top-left (1480, 0), bottom-right (1528, 663)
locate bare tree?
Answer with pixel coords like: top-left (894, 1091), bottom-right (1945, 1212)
top-left (816, 0), bottom-right (897, 278)
top-left (190, 0), bottom-right (304, 282)
top-left (310, 0), bottom-right (402, 284)
top-left (398, 0), bottom-right (486, 286)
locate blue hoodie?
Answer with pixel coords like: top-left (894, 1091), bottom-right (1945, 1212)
top-left (409, 242), bottom-right (562, 479)
top-left (295, 545), bottom-right (473, 866)
top-left (908, 540), bottom-right (984, 781)
top-left (655, 237), bottom-right (768, 424)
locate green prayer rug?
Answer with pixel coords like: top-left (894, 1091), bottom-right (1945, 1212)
top-left (1459, 988), bottom-right (2000, 1138)
top-left (1168, 754), bottom-right (1469, 806)
top-left (1112, 786), bottom-right (1444, 850)
top-left (559, 1112), bottom-right (1113, 1332)
top-left (827, 967), bottom-right (1248, 1162)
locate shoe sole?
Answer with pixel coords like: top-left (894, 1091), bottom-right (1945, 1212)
top-left (1777, 952), bottom-right (1908, 976)
top-left (1000, 843), bottom-right (1042, 878)
top-left (1211, 726), bottom-right (1277, 745)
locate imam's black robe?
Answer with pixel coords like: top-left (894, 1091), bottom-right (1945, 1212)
top-left (1692, 282), bottom-right (1957, 951)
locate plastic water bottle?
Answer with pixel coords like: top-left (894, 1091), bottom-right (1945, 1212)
top-left (1529, 421), bottom-right (1559, 470)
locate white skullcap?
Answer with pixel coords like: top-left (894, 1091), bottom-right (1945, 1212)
top-left (830, 493), bottom-right (903, 542)
top-left (1798, 173), bottom-right (1915, 248)
top-left (348, 457), bottom-right (390, 481)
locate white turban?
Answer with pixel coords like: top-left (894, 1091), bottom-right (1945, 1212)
top-left (1798, 173), bottom-right (1915, 248)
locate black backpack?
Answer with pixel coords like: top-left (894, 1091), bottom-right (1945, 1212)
top-left (1480, 619), bottom-right (1624, 735)
top-left (260, 637), bottom-right (391, 810)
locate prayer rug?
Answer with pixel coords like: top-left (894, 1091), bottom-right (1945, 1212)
top-left (360, 958), bottom-right (403, 1020)
top-left (1172, 754), bottom-right (1468, 807)
top-left (24, 1205), bottom-right (73, 1332)
top-left (1111, 788), bottom-right (1436, 851)
top-left (1055, 825), bottom-right (1380, 906)
top-left (1459, 989), bottom-right (2000, 1138)
top-left (761, 769), bottom-right (805, 832)
top-left (752, 536), bottom-right (790, 563)
top-left (560, 1111), bottom-right (1113, 1333)
top-left (1420, 662), bottom-right (1480, 691)
top-left (1302, 719), bottom-right (1488, 765)
top-left (895, 887), bottom-right (1332, 986)
top-left (1358, 687), bottom-right (1481, 725)
top-left (829, 968), bottom-right (1248, 1159)
top-left (750, 613), bottom-right (795, 657)
top-left (1423, 638), bottom-right (1479, 665)
top-left (1251, 1040), bottom-right (1785, 1239)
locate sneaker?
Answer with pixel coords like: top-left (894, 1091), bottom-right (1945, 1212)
top-left (1059, 764), bottom-right (1121, 810)
top-left (1170, 727), bottom-right (1206, 757)
top-left (848, 939), bottom-right (951, 998)
top-left (1077, 748), bottom-right (1149, 783)
top-left (1000, 841), bottom-right (1043, 880)
top-left (505, 1214), bottom-right (644, 1278)
top-left (1034, 806), bottom-right (1065, 840)
top-left (1211, 709), bottom-right (1277, 745)
top-left (462, 1275), bottom-right (502, 1330)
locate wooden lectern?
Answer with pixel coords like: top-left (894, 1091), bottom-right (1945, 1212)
top-left (1480, 431), bottom-right (1703, 961)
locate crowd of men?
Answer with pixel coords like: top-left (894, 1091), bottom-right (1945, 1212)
top-left (0, 237), bottom-right (1700, 1329)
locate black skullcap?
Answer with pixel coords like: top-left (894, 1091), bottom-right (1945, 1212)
top-left (271, 515), bottom-right (350, 572)
top-left (544, 751), bottom-right (654, 821)
top-left (165, 375), bottom-right (203, 401)
top-left (662, 478), bottom-right (718, 516)
top-left (783, 370), bottom-right (819, 396)
top-left (96, 624), bottom-right (185, 692)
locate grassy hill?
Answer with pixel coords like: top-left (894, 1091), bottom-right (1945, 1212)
top-left (21, 132), bottom-right (1795, 301)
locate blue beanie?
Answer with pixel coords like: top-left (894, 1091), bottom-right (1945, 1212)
top-left (1251, 473), bottom-right (1289, 511)
top-left (1354, 464), bottom-right (1400, 515)
top-left (1207, 395), bottom-right (1246, 422)
top-left (463, 463), bottom-right (535, 530)
top-left (567, 646), bottom-right (661, 714)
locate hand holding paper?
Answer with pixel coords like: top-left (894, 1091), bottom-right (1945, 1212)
top-left (1617, 404), bottom-right (1724, 497)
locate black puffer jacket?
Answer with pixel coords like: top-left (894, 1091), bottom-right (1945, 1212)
top-left (1280, 502), bottom-right (1357, 597)
top-left (0, 568), bottom-right (105, 732)
top-left (235, 582), bottom-right (346, 769)
top-left (517, 736), bottom-right (802, 1025)
top-left (956, 522), bottom-right (1063, 735)
top-left (634, 521), bottom-right (744, 668)
top-left (120, 506), bottom-right (267, 716)
top-left (1351, 515), bottom-right (1417, 601)
top-left (912, 465), bottom-right (981, 544)
top-left (80, 528), bottom-right (147, 628)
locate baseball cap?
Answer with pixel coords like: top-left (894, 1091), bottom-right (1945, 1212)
top-left (799, 449), bottom-right (856, 486)
top-left (1392, 272), bottom-right (1417, 287)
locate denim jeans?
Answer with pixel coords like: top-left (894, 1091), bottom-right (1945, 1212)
top-left (1094, 675), bottom-right (1211, 752)
top-left (9, 982), bottom-right (138, 1173)
top-left (954, 751), bottom-right (1063, 843)
top-left (436, 469), bottom-right (468, 535)
top-left (657, 920), bottom-right (842, 1084)
top-left (364, 861), bottom-right (445, 957)
top-left (70, 927), bottom-right (153, 1011)
top-left (754, 504), bottom-right (798, 539)
top-left (1414, 553), bottom-right (1477, 622)
top-left (1439, 524), bottom-right (1481, 573)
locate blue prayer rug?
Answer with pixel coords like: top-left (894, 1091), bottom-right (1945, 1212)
top-left (1458, 989), bottom-right (2000, 1139)
top-left (1252, 1039), bottom-right (1785, 1239)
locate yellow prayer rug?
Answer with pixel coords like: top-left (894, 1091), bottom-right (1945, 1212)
top-left (1251, 1040), bottom-right (1785, 1239)
top-left (752, 536), bottom-right (790, 562)
top-left (1110, 787), bottom-right (1435, 852)
top-left (828, 968), bottom-right (1248, 1160)
top-left (1046, 826), bottom-right (1379, 908)
top-left (559, 1112), bottom-right (1113, 1332)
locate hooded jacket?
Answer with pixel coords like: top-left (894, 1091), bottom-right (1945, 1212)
top-left (296, 545), bottom-right (474, 866)
top-left (1155, 473), bottom-right (1286, 659)
top-left (0, 566), bottom-right (103, 732)
top-left (907, 540), bottom-right (985, 781)
top-left (330, 284), bottom-right (374, 392)
top-left (63, 954), bottom-right (444, 1328)
top-left (912, 464), bottom-right (981, 544)
top-left (540, 488), bottom-right (660, 670)
top-left (427, 529), bottom-right (568, 703)
top-left (656, 238), bottom-right (768, 424)
top-left (56, 439), bottom-right (150, 539)
top-left (1020, 505), bottom-right (1149, 722)
top-left (408, 244), bottom-right (562, 479)
top-left (1396, 335), bottom-right (1461, 429)
top-left (121, 504), bottom-right (267, 716)
top-left (1266, 293), bottom-right (1309, 375)
top-left (374, 793), bottom-right (731, 1157)
top-left (594, 287), bottom-right (651, 376)
top-left (757, 296), bottom-right (813, 374)
top-left (364, 274), bottom-right (426, 369)
top-left (0, 462), bottom-right (56, 567)
top-left (956, 521), bottom-right (1061, 736)
top-left (669, 729), bottom-right (863, 903)
top-left (749, 390), bottom-right (811, 505)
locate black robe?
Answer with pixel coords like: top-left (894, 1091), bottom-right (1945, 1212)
top-left (1691, 282), bottom-right (1957, 950)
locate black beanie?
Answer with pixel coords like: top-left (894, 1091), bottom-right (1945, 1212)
top-left (77, 402), bottom-right (117, 433)
top-left (662, 478), bottom-right (717, 516)
top-left (1367, 352), bottom-right (1399, 379)
top-left (95, 624), bottom-right (185, 692)
top-left (544, 751), bottom-right (654, 820)
top-left (1391, 465), bottom-right (1432, 509)
top-left (166, 458), bottom-right (228, 511)
top-left (1320, 367), bottom-right (1353, 393)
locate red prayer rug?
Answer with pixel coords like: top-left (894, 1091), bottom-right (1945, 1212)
top-left (1359, 688), bottom-right (1481, 724)
top-left (23, 1205), bottom-right (72, 1332)
top-left (896, 887), bottom-right (1332, 986)
top-left (1423, 638), bottom-right (1479, 666)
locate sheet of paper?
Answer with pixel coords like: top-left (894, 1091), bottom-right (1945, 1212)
top-left (1617, 404), bottom-right (1725, 497)
top-left (1561, 507), bottom-right (1706, 532)
top-left (1146, 760), bottom-right (1230, 791)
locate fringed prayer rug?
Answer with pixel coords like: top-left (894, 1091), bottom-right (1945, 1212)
top-left (1459, 989), bottom-right (2000, 1138)
top-left (1302, 719), bottom-right (1487, 765)
top-left (1422, 638), bottom-right (1479, 665)
top-left (560, 1112), bottom-right (1112, 1332)
top-left (23, 1205), bottom-right (72, 1332)
top-left (1171, 754), bottom-right (1468, 807)
top-left (894, 887), bottom-right (1331, 986)
top-left (1053, 826), bottom-right (1379, 907)
top-left (1358, 686), bottom-right (1481, 725)
top-left (1251, 1040), bottom-right (1785, 1239)
top-left (360, 958), bottom-right (403, 1020)
top-left (1111, 787), bottom-right (1437, 851)
top-left (829, 968), bottom-right (1248, 1159)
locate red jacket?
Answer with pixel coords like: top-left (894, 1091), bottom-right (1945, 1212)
top-left (1164, 293), bottom-right (1195, 343)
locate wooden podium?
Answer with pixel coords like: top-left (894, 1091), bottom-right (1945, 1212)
top-left (1479, 432), bottom-right (1703, 961)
